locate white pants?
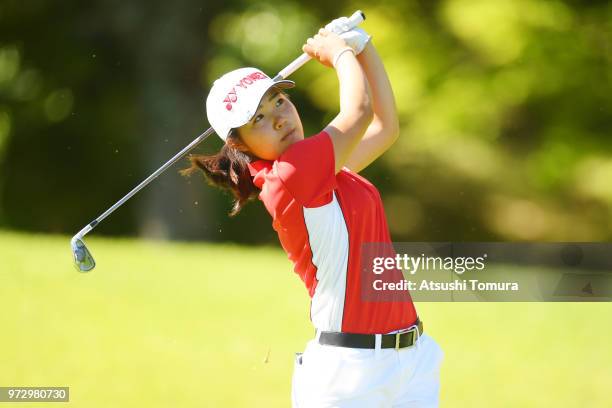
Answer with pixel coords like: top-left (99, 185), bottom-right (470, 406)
top-left (291, 332), bottom-right (444, 408)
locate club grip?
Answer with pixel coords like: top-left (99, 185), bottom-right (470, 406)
top-left (274, 10), bottom-right (366, 81)
top-left (346, 10), bottom-right (366, 28)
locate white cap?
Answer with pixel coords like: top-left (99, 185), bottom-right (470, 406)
top-left (206, 67), bottom-right (295, 141)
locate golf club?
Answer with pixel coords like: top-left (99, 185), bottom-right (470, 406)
top-left (71, 10), bottom-right (366, 272)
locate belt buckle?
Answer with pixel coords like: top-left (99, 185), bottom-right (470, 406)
top-left (394, 325), bottom-right (419, 350)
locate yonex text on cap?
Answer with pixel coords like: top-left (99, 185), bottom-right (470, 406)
top-left (206, 67), bottom-right (294, 142)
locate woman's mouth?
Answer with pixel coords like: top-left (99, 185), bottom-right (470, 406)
top-left (281, 129), bottom-right (295, 142)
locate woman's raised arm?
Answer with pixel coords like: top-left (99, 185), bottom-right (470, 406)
top-left (303, 29), bottom-right (374, 174)
top-left (344, 41), bottom-right (400, 173)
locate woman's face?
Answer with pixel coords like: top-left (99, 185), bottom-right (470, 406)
top-left (236, 87), bottom-right (304, 160)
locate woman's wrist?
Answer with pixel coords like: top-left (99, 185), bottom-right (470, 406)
top-left (332, 46), bottom-right (356, 69)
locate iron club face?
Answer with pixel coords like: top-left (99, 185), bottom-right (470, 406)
top-left (71, 237), bottom-right (96, 272)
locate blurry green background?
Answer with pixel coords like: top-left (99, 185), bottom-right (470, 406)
top-left (1, 0), bottom-right (611, 241)
top-left (1, 0), bottom-right (611, 406)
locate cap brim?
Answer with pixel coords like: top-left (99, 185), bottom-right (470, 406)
top-left (272, 79), bottom-right (295, 89)
top-left (245, 79), bottom-right (295, 123)
top-left (261, 80), bottom-right (295, 98)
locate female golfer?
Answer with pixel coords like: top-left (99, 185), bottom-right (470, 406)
top-left (183, 20), bottom-right (444, 408)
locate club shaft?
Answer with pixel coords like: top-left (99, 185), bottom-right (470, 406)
top-left (75, 10), bottom-right (365, 239)
top-left (84, 127), bottom-right (215, 233)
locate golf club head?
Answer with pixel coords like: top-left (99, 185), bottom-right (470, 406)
top-left (71, 236), bottom-right (96, 272)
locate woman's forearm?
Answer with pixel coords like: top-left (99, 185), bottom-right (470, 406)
top-left (335, 50), bottom-right (372, 122)
top-left (341, 41), bottom-right (400, 172)
top-left (327, 49), bottom-right (374, 172)
top-left (357, 42), bottom-right (399, 133)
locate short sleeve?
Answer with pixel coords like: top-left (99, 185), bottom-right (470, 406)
top-left (274, 131), bottom-right (337, 207)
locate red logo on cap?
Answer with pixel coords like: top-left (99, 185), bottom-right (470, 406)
top-left (223, 72), bottom-right (269, 111)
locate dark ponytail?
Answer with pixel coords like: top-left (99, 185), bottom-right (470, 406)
top-left (180, 130), bottom-right (259, 216)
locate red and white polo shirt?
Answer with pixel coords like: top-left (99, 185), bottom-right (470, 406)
top-left (248, 131), bottom-right (418, 334)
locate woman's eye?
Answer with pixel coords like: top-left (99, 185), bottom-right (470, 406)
top-left (276, 98), bottom-right (284, 107)
top-left (254, 114), bottom-right (263, 123)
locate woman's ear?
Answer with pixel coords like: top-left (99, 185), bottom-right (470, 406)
top-left (227, 130), bottom-right (258, 159)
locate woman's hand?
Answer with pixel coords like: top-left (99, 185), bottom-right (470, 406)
top-left (302, 29), bottom-right (349, 68)
top-left (324, 17), bottom-right (371, 55)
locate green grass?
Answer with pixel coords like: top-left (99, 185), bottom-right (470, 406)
top-left (1, 230), bottom-right (611, 407)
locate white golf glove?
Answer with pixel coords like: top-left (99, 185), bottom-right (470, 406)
top-left (324, 17), bottom-right (354, 35)
top-left (324, 17), bottom-right (371, 55)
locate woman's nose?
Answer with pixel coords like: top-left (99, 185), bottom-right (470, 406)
top-left (274, 117), bottom-right (286, 130)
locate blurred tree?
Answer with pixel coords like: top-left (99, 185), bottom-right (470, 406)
top-left (0, 0), bottom-right (610, 243)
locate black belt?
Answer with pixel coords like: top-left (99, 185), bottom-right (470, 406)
top-left (318, 319), bottom-right (423, 350)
